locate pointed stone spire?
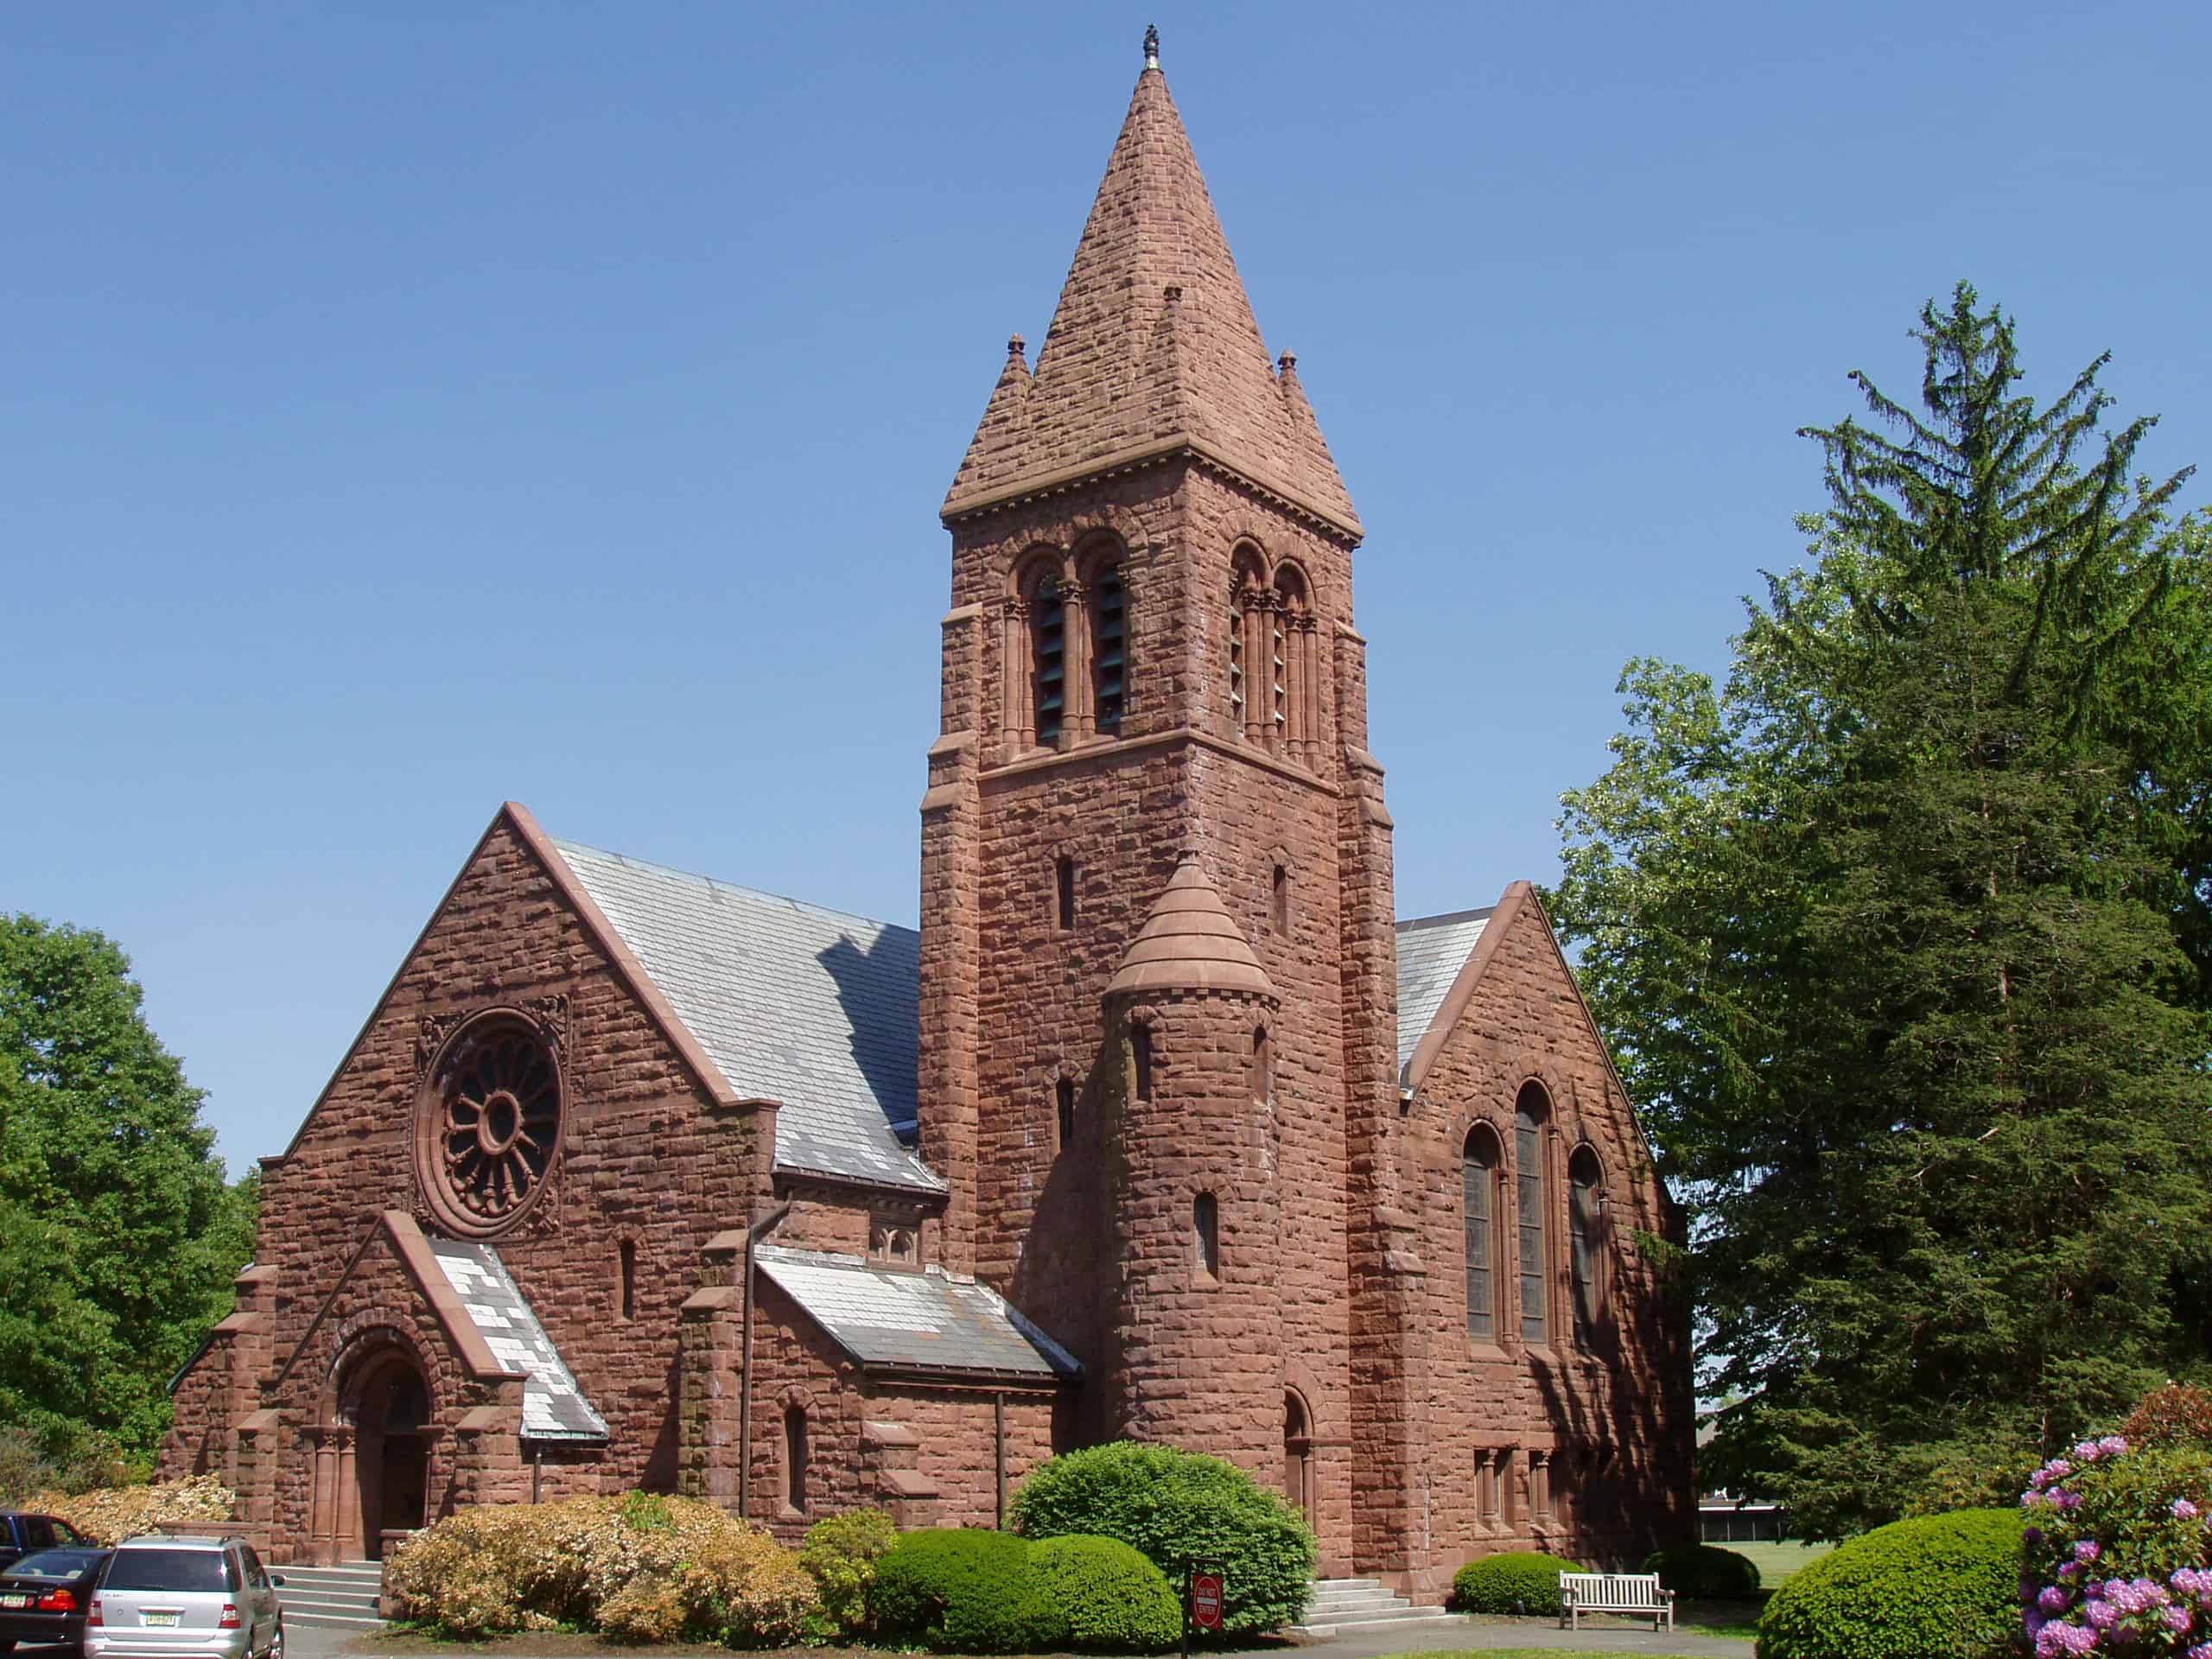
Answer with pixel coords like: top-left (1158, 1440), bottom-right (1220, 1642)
top-left (1107, 849), bottom-right (1276, 1000)
top-left (944, 50), bottom-right (1359, 537)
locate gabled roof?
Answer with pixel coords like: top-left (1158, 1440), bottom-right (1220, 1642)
top-left (942, 59), bottom-right (1359, 538)
top-left (756, 1245), bottom-right (1079, 1382)
top-left (1395, 906), bottom-right (1495, 1077)
top-left (426, 1237), bottom-right (608, 1442)
top-left (1107, 849), bottom-right (1274, 1000)
top-left (548, 837), bottom-right (943, 1196)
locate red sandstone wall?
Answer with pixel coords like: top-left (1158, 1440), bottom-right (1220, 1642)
top-left (1399, 894), bottom-right (1694, 1590)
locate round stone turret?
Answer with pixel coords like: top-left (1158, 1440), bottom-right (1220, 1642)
top-left (1106, 849), bottom-right (1276, 1001)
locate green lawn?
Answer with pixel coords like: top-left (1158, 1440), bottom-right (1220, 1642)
top-left (1728, 1538), bottom-right (1836, 1587)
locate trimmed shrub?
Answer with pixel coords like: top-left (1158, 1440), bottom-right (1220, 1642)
top-left (1644, 1542), bottom-right (1761, 1600)
top-left (865, 1528), bottom-right (1069, 1655)
top-left (382, 1493), bottom-right (816, 1645)
top-left (1755, 1508), bottom-right (2023, 1659)
top-left (1032, 1535), bottom-right (1181, 1652)
top-left (2120, 1384), bottom-right (2212, 1452)
top-left (1451, 1550), bottom-right (1583, 1617)
top-left (30, 1477), bottom-right (233, 1545)
top-left (1008, 1440), bottom-right (1316, 1634)
top-left (799, 1507), bottom-right (899, 1638)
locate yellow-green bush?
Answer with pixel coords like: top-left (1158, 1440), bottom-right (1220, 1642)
top-left (798, 1507), bottom-right (899, 1637)
top-left (383, 1492), bottom-right (816, 1645)
top-left (29, 1477), bottom-right (234, 1545)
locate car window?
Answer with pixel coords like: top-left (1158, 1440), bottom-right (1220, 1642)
top-left (239, 1545), bottom-right (269, 1589)
top-left (50, 1520), bottom-right (85, 1545)
top-left (22, 1520), bottom-right (56, 1550)
top-left (8, 1550), bottom-right (105, 1579)
top-left (100, 1548), bottom-right (232, 1593)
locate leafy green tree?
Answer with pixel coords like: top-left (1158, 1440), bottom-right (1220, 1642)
top-left (1552, 284), bottom-right (2212, 1537)
top-left (0, 916), bottom-right (257, 1464)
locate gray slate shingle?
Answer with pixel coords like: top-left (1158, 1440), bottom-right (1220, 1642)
top-left (1395, 908), bottom-right (1494, 1077)
top-left (756, 1246), bottom-right (1079, 1380)
top-left (426, 1238), bottom-right (609, 1441)
top-left (552, 839), bottom-right (942, 1195)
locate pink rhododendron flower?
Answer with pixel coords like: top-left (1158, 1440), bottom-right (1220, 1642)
top-left (2175, 1498), bottom-right (2201, 1521)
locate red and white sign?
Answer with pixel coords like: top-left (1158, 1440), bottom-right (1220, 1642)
top-left (1190, 1573), bottom-right (1224, 1631)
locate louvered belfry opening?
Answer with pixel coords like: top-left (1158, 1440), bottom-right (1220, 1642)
top-left (1091, 564), bottom-right (1126, 732)
top-left (1033, 576), bottom-right (1066, 744)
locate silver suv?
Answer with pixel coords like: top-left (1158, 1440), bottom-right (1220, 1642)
top-left (87, 1533), bottom-right (283, 1659)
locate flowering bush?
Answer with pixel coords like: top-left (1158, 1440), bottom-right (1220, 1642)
top-left (28, 1477), bottom-right (234, 1544)
top-left (2018, 1431), bottom-right (2212, 1657)
top-left (383, 1492), bottom-right (816, 1645)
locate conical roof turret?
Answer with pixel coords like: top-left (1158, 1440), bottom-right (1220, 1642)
top-left (1107, 849), bottom-right (1276, 1000)
top-left (944, 41), bottom-right (1359, 538)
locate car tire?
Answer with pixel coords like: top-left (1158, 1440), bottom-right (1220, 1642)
top-left (266, 1618), bottom-right (283, 1659)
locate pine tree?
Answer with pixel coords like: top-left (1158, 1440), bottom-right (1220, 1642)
top-left (1554, 285), bottom-right (2212, 1535)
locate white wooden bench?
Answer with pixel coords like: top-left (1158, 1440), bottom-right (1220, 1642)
top-left (1559, 1571), bottom-right (1675, 1631)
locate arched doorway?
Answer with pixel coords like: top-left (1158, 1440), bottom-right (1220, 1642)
top-left (318, 1341), bottom-right (433, 1562)
top-left (1282, 1390), bottom-right (1313, 1521)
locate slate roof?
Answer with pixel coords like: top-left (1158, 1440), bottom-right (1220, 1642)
top-left (551, 838), bottom-right (943, 1195)
top-left (1107, 849), bottom-right (1274, 1000)
top-left (755, 1245), bottom-right (1079, 1382)
top-left (1395, 908), bottom-right (1495, 1078)
top-left (943, 60), bottom-right (1358, 536)
top-left (426, 1238), bottom-right (609, 1441)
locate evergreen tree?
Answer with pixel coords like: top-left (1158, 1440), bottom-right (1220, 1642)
top-left (1553, 285), bottom-right (2212, 1536)
top-left (0, 915), bottom-right (257, 1465)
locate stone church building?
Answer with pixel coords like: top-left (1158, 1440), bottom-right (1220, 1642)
top-left (164, 42), bottom-right (1692, 1601)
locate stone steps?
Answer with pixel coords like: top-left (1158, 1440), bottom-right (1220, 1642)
top-left (1292, 1576), bottom-right (1442, 1633)
top-left (275, 1564), bottom-right (386, 1631)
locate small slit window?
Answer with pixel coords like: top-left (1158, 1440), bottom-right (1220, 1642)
top-left (1270, 864), bottom-right (1289, 935)
top-left (1194, 1191), bottom-right (1219, 1279)
top-left (1092, 565), bottom-right (1126, 733)
top-left (1055, 855), bottom-right (1076, 930)
top-left (784, 1405), bottom-right (808, 1515)
top-left (1249, 1026), bottom-right (1272, 1104)
top-left (1131, 1023), bottom-right (1154, 1103)
top-left (618, 1238), bottom-right (637, 1323)
top-left (1055, 1076), bottom-right (1076, 1150)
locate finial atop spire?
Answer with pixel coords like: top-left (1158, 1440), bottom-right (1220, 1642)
top-left (1144, 23), bottom-right (1160, 68)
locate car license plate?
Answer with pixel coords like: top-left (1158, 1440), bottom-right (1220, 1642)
top-left (145, 1611), bottom-right (181, 1627)
top-left (0, 1593), bottom-right (27, 1608)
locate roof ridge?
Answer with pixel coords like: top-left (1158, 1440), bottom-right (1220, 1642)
top-left (1397, 905), bottom-right (1499, 931)
top-left (550, 836), bottom-right (916, 939)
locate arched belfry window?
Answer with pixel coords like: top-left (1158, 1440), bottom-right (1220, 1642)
top-left (1228, 544), bottom-right (1268, 744)
top-left (1090, 562), bottom-right (1126, 734)
top-left (1463, 1124), bottom-right (1503, 1340)
top-left (1032, 574), bottom-right (1066, 746)
top-left (1569, 1145), bottom-right (1605, 1344)
top-left (1516, 1084), bottom-right (1551, 1346)
top-left (1272, 563), bottom-right (1314, 761)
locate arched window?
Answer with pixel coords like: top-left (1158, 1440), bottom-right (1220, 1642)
top-left (1569, 1145), bottom-right (1605, 1344)
top-left (1055, 1076), bottom-right (1076, 1151)
top-left (1228, 544), bottom-right (1268, 743)
top-left (1282, 1391), bottom-right (1313, 1518)
top-left (1090, 563), bottom-right (1126, 733)
top-left (1031, 575), bottom-right (1066, 745)
top-left (1194, 1192), bottom-right (1220, 1279)
top-left (1516, 1083), bottom-right (1551, 1346)
top-left (1272, 563), bottom-right (1313, 758)
top-left (1463, 1125), bottom-right (1503, 1340)
top-left (784, 1404), bottom-right (809, 1515)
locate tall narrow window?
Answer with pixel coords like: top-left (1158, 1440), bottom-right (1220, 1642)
top-left (1131, 1023), bottom-right (1154, 1102)
top-left (1033, 578), bottom-right (1065, 745)
top-left (1516, 1084), bottom-right (1550, 1345)
top-left (1271, 604), bottom-right (1288, 739)
top-left (1055, 1076), bottom-right (1076, 1150)
top-left (1194, 1192), bottom-right (1220, 1279)
top-left (1270, 864), bottom-right (1289, 935)
top-left (1092, 565), bottom-right (1126, 733)
top-left (1475, 1451), bottom-right (1499, 1529)
top-left (1570, 1145), bottom-right (1605, 1344)
top-left (1249, 1027), bottom-right (1272, 1103)
top-left (618, 1238), bottom-right (637, 1322)
top-left (1055, 855), bottom-right (1076, 930)
top-left (1463, 1127), bottom-right (1502, 1339)
top-left (1228, 603), bottom-right (1246, 728)
top-left (784, 1405), bottom-right (808, 1515)
top-left (1529, 1448), bottom-right (1551, 1521)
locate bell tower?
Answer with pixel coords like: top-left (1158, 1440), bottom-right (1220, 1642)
top-left (917, 34), bottom-right (1402, 1574)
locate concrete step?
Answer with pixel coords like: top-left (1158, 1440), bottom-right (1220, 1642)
top-left (276, 1565), bottom-right (386, 1630)
top-left (1293, 1610), bottom-right (1463, 1636)
top-left (284, 1611), bottom-right (389, 1632)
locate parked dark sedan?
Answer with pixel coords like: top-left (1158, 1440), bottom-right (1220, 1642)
top-left (0, 1547), bottom-right (111, 1653)
top-left (0, 1519), bottom-right (90, 1577)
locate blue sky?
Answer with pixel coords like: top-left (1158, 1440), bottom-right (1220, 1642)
top-left (6, 2), bottom-right (2206, 1173)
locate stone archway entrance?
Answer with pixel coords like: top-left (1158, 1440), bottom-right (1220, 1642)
top-left (1282, 1389), bottom-right (1313, 1521)
top-left (314, 1340), bottom-right (434, 1563)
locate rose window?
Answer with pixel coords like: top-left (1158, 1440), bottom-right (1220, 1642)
top-left (429, 1021), bottom-right (562, 1230)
